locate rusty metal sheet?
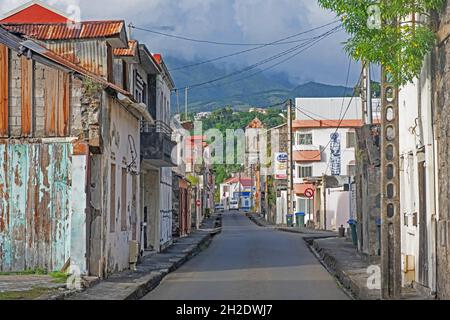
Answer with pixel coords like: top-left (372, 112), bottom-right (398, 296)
top-left (46, 40), bottom-right (108, 78)
top-left (0, 44), bottom-right (8, 137)
top-left (0, 143), bottom-right (73, 272)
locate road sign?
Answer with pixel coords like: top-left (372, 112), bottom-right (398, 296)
top-left (305, 188), bottom-right (315, 199)
top-left (196, 200), bottom-right (201, 207)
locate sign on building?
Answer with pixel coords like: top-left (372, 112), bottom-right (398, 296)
top-left (330, 133), bottom-right (341, 176)
top-left (274, 152), bottom-right (288, 180)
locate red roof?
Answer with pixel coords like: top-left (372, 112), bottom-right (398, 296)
top-left (293, 150), bottom-right (322, 162)
top-left (153, 53), bottom-right (162, 64)
top-left (293, 119), bottom-right (364, 129)
top-left (0, 2), bottom-right (71, 24)
top-left (2, 20), bottom-right (125, 41)
top-left (224, 177), bottom-right (252, 187)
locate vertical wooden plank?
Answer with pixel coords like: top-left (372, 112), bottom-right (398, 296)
top-left (9, 144), bottom-right (28, 271)
top-left (0, 45), bottom-right (8, 137)
top-left (39, 143), bottom-right (53, 270)
top-left (21, 57), bottom-right (33, 137)
top-left (59, 73), bottom-right (70, 137)
top-left (0, 144), bottom-right (11, 271)
top-left (44, 69), bottom-right (57, 136)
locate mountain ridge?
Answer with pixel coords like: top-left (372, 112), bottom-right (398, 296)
top-left (165, 56), bottom-right (353, 112)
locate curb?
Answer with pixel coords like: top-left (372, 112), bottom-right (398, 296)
top-left (65, 216), bottom-right (222, 300)
top-left (306, 238), bottom-right (380, 300)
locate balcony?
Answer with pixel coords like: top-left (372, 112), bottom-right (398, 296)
top-left (141, 120), bottom-right (177, 167)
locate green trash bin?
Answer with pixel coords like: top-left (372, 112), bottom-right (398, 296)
top-left (348, 219), bottom-right (358, 246)
top-left (296, 212), bottom-right (305, 227)
top-left (286, 214), bottom-right (294, 227)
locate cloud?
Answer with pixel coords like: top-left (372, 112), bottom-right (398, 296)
top-left (0, 0), bottom-right (359, 86)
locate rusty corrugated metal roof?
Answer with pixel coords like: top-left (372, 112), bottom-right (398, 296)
top-left (20, 39), bottom-right (131, 97)
top-left (2, 20), bottom-right (125, 40)
top-left (114, 40), bottom-right (137, 57)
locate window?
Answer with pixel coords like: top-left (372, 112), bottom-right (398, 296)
top-left (297, 133), bottom-right (313, 145)
top-left (121, 168), bottom-right (128, 232)
top-left (298, 166), bottom-right (313, 178)
top-left (347, 165), bottom-right (356, 176)
top-left (134, 72), bottom-right (146, 104)
top-left (346, 131), bottom-right (356, 148)
top-left (110, 164), bottom-right (116, 232)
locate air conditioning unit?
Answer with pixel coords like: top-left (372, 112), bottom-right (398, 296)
top-left (129, 240), bottom-right (139, 271)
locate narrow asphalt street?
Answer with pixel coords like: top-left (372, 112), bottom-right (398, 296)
top-left (143, 212), bottom-right (349, 300)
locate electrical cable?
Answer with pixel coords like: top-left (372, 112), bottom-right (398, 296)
top-left (130, 20), bottom-right (340, 47)
top-left (168, 21), bottom-right (341, 71)
top-left (297, 69), bottom-right (365, 161)
top-left (177, 26), bottom-right (342, 91)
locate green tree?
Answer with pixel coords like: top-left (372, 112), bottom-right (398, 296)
top-left (318, 0), bottom-right (445, 86)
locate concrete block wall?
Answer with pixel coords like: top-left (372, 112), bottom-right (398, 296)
top-left (8, 53), bottom-right (21, 137)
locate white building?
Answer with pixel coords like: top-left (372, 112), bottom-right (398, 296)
top-left (292, 97), bottom-right (371, 230)
top-left (398, 53), bottom-right (437, 293)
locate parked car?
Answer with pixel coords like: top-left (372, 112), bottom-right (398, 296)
top-left (215, 204), bottom-right (225, 212)
top-left (229, 200), bottom-right (239, 211)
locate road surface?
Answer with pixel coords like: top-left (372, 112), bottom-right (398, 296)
top-left (143, 212), bottom-right (349, 300)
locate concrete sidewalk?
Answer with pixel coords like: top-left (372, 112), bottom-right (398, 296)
top-left (246, 212), bottom-right (337, 237)
top-left (65, 214), bottom-right (222, 300)
top-left (307, 237), bottom-right (381, 300)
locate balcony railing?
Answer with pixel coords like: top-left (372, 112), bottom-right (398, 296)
top-left (141, 120), bottom-right (177, 167)
top-left (141, 120), bottom-right (173, 136)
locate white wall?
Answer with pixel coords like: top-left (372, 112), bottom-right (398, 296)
top-left (293, 127), bottom-right (357, 180)
top-left (398, 53), bottom-right (437, 289)
top-left (106, 99), bottom-right (141, 272)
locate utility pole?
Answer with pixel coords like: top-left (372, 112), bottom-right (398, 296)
top-left (184, 87), bottom-right (189, 121)
top-left (176, 89), bottom-right (180, 116)
top-left (380, 18), bottom-right (401, 299)
top-left (362, 61), bottom-right (373, 125)
top-left (366, 63), bottom-right (373, 125)
top-left (287, 99), bottom-right (294, 221)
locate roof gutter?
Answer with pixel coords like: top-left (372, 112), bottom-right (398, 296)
top-left (117, 93), bottom-right (154, 124)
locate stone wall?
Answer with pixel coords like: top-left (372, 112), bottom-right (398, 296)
top-left (355, 125), bottom-right (381, 257)
top-left (432, 2), bottom-right (450, 299)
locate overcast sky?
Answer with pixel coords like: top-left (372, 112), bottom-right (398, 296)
top-left (1, 0), bottom-right (362, 87)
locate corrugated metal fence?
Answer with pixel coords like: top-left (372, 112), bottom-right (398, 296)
top-left (0, 143), bottom-right (72, 272)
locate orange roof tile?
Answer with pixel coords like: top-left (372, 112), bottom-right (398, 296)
top-left (293, 150), bottom-right (321, 162)
top-left (293, 119), bottom-right (364, 129)
top-left (114, 40), bottom-right (137, 57)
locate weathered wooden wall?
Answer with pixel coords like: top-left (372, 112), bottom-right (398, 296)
top-left (0, 143), bottom-right (72, 272)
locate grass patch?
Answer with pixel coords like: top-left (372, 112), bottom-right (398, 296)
top-left (0, 269), bottom-right (69, 284)
top-left (49, 271), bottom-right (69, 284)
top-left (0, 268), bottom-right (47, 276)
top-left (0, 287), bottom-right (54, 300)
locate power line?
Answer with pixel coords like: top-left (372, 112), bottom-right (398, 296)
top-left (199, 28), bottom-right (341, 90)
top-left (297, 69), bottom-right (365, 161)
top-left (177, 26), bottom-right (341, 91)
top-left (130, 20), bottom-right (340, 47)
top-left (168, 21), bottom-right (341, 71)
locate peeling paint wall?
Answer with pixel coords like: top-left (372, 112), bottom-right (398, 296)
top-left (103, 98), bottom-right (141, 274)
top-left (0, 142), bottom-right (73, 272)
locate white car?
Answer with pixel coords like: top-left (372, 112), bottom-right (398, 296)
top-left (215, 204), bottom-right (225, 212)
top-left (229, 200), bottom-right (239, 211)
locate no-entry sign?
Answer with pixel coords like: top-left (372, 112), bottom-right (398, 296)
top-left (305, 188), bottom-right (315, 199)
top-left (196, 200), bottom-right (201, 207)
